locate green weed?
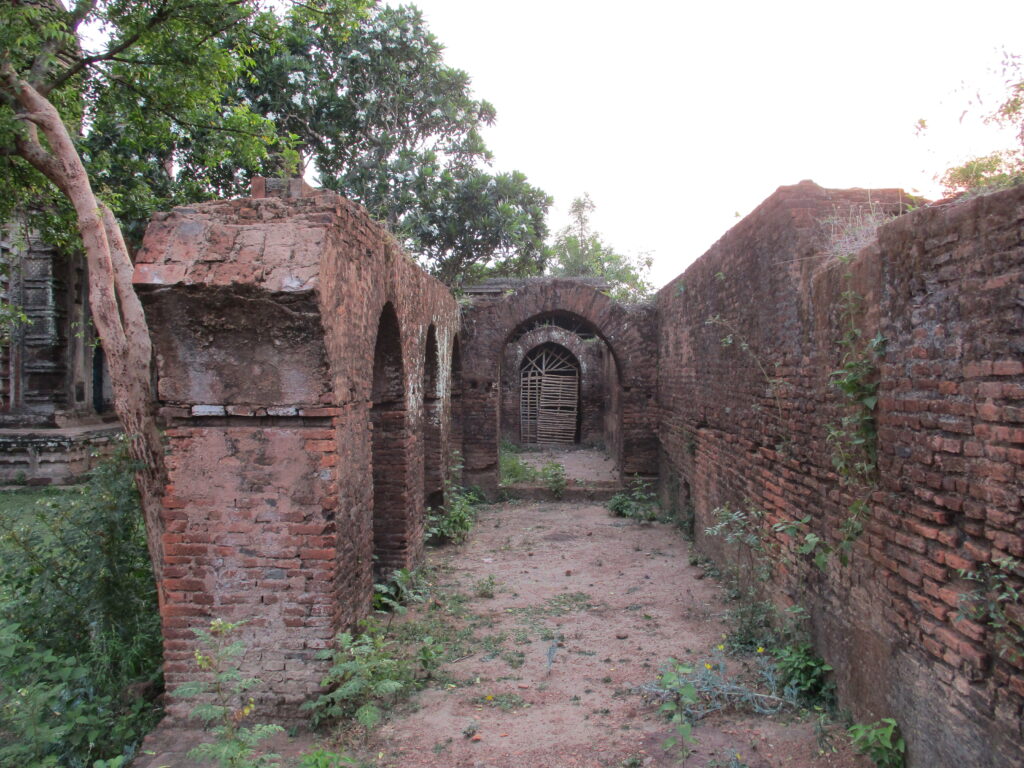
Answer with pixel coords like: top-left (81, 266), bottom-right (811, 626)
top-left (540, 461), bottom-right (567, 498)
top-left (173, 619), bottom-right (284, 768)
top-left (848, 718), bottom-right (905, 768)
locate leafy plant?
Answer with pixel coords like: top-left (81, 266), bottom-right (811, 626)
top-left (425, 455), bottom-right (480, 545)
top-left (957, 557), bottom-right (1023, 662)
top-left (540, 460), bottom-right (567, 499)
top-left (303, 620), bottom-right (415, 730)
top-left (827, 288), bottom-right (885, 488)
top-left (773, 643), bottom-right (834, 705)
top-left (652, 659), bottom-right (699, 760)
top-left (498, 450), bottom-right (539, 485)
top-left (173, 619), bottom-right (284, 768)
top-left (608, 478), bottom-right (660, 522)
top-left (296, 748), bottom-right (357, 767)
top-left (0, 442), bottom-right (162, 766)
top-left (373, 568), bottom-right (429, 614)
top-left (474, 575), bottom-right (498, 599)
top-left (848, 718), bottom-right (905, 768)
top-left (644, 653), bottom-right (798, 759)
top-left (705, 502), bottom-right (766, 551)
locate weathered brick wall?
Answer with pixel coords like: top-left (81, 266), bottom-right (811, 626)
top-left (134, 183), bottom-right (458, 719)
top-left (460, 279), bottom-right (658, 494)
top-left (656, 180), bottom-right (1023, 767)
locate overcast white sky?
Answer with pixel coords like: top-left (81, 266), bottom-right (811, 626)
top-left (397, 0), bottom-right (1024, 288)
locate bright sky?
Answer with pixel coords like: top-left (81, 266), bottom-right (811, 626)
top-left (399, 0), bottom-right (1024, 288)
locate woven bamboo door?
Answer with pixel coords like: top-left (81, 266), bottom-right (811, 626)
top-left (520, 345), bottom-right (578, 444)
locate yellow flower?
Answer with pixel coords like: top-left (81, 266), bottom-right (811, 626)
top-left (716, 644), bottom-right (725, 651)
top-left (486, 695), bottom-right (494, 701)
top-left (704, 662), bottom-right (713, 670)
top-left (757, 646), bottom-right (765, 654)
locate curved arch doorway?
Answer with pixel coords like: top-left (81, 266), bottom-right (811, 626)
top-left (519, 343), bottom-right (580, 445)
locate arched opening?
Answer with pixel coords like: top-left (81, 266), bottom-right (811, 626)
top-left (422, 325), bottom-right (443, 510)
top-left (519, 342), bottom-right (581, 445)
top-left (449, 336), bottom-right (463, 480)
top-left (370, 303), bottom-right (408, 576)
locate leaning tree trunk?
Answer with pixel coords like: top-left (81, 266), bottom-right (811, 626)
top-left (5, 72), bottom-right (168, 608)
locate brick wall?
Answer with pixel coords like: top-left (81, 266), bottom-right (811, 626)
top-left (656, 181), bottom-right (1023, 767)
top-left (134, 183), bottom-right (458, 719)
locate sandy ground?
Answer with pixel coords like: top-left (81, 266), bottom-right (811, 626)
top-left (516, 447), bottom-right (619, 484)
top-left (138, 495), bottom-right (870, 768)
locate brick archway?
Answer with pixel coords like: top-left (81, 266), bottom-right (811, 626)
top-left (459, 279), bottom-right (658, 494)
top-left (371, 302), bottom-right (409, 575)
top-left (422, 325), bottom-right (443, 509)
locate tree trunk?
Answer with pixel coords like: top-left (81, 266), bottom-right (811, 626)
top-left (8, 75), bottom-right (168, 609)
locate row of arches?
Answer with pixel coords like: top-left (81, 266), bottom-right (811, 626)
top-left (369, 303), bottom-right (461, 575)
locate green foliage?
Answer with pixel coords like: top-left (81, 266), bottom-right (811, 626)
top-left (705, 503), bottom-right (766, 551)
top-left (539, 460), bottom-right (567, 499)
top-left (653, 659), bottom-right (698, 760)
top-left (498, 450), bottom-right (539, 485)
top-left (474, 575), bottom-right (498, 599)
top-left (302, 620), bottom-right (415, 730)
top-left (0, 0), bottom-right (305, 249)
top-left (939, 50), bottom-right (1024, 196)
top-left (372, 568), bottom-right (429, 614)
top-left (296, 748), bottom-right (357, 768)
top-left (0, 443), bottom-right (162, 767)
top-left (828, 289), bottom-right (885, 488)
top-left (957, 557), bottom-right (1023, 662)
top-left (772, 643), bottom-right (834, 706)
top-left (242, 3), bottom-right (550, 285)
top-left (173, 619), bottom-right (284, 768)
top-left (607, 478), bottom-right (660, 522)
top-left (547, 194), bottom-right (653, 302)
top-left (647, 654), bottom-right (799, 759)
top-left (723, 595), bottom-right (779, 655)
top-left (848, 718), bottom-right (905, 768)
top-left (425, 484), bottom-right (480, 546)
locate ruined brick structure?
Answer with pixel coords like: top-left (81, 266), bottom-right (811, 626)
top-left (125, 178), bottom-right (1022, 765)
top-left (459, 278), bottom-right (659, 493)
top-left (133, 179), bottom-right (459, 716)
top-left (0, 219), bottom-right (118, 483)
top-left (657, 181), bottom-right (1024, 767)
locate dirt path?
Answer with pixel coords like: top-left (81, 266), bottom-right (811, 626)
top-left (356, 499), bottom-right (868, 768)
top-left (138, 496), bottom-right (870, 768)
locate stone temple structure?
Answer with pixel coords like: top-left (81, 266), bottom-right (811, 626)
top-left (11, 177), bottom-right (1019, 767)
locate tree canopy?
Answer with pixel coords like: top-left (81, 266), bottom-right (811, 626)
top-left (239, 3), bottom-right (551, 284)
top-left (547, 194), bottom-right (653, 302)
top-left (939, 50), bottom-right (1024, 196)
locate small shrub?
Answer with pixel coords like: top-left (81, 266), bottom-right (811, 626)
top-left (0, 441), bottom-right (162, 766)
top-left (773, 643), bottom-right (834, 706)
top-left (474, 575), bottom-right (498, 599)
top-left (373, 568), bottom-right (429, 614)
top-left (608, 478), bottom-right (660, 522)
top-left (498, 450), bottom-right (539, 485)
top-left (723, 594), bottom-right (778, 654)
top-left (540, 460), bottom-right (567, 498)
top-left (173, 619), bottom-right (284, 768)
top-left (425, 486), bottom-right (480, 545)
top-left (297, 748), bottom-right (357, 767)
top-left (848, 718), bottom-right (905, 768)
top-left (303, 620), bottom-right (415, 730)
